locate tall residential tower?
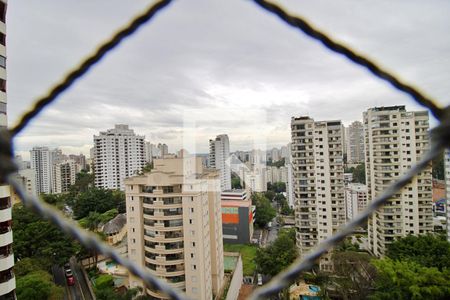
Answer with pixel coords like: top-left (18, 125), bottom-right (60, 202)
top-left (93, 125), bottom-right (145, 190)
top-left (364, 106), bottom-right (433, 257)
top-left (291, 117), bottom-right (345, 269)
top-left (0, 1), bottom-right (15, 298)
top-left (209, 134), bottom-right (231, 191)
top-left (125, 157), bottom-right (224, 299)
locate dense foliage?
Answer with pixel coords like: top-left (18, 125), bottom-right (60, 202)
top-left (255, 228), bottom-right (297, 276)
top-left (386, 234), bottom-right (450, 270)
top-left (16, 270), bottom-right (64, 300)
top-left (12, 204), bottom-right (80, 268)
top-left (73, 188), bottom-right (125, 219)
top-left (252, 193), bottom-right (276, 228)
top-left (370, 259), bottom-right (450, 300)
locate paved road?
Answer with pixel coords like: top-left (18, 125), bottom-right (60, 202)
top-left (70, 257), bottom-right (94, 300)
top-left (52, 259), bottom-right (93, 300)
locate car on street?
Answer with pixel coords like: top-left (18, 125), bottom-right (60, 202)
top-left (64, 262), bottom-right (75, 286)
top-left (66, 275), bottom-right (75, 286)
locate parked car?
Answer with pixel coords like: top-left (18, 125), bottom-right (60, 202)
top-left (257, 274), bottom-right (263, 286)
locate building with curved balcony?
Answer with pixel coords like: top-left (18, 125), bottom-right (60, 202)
top-left (126, 157), bottom-right (224, 300)
top-left (0, 1), bottom-right (15, 298)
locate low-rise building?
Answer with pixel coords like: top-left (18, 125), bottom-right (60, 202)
top-left (221, 189), bottom-right (255, 244)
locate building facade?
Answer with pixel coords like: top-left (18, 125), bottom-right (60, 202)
top-left (30, 146), bottom-right (54, 194)
top-left (53, 159), bottom-right (77, 194)
top-left (209, 134), bottom-right (231, 191)
top-left (93, 125), bottom-right (145, 190)
top-left (445, 150), bottom-right (450, 242)
top-left (291, 117), bottom-right (346, 268)
top-left (344, 183), bottom-right (368, 221)
top-left (364, 106), bottom-right (433, 257)
top-left (125, 157), bottom-right (224, 299)
top-left (347, 121), bottom-right (365, 164)
top-left (0, 1), bottom-right (15, 297)
top-left (221, 189), bottom-right (255, 244)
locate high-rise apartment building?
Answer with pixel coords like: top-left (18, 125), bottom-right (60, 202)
top-left (348, 121), bottom-right (365, 164)
top-left (291, 117), bottom-right (345, 268)
top-left (443, 150), bottom-right (450, 242)
top-left (53, 160), bottom-right (77, 194)
top-left (125, 157), bottom-right (224, 299)
top-left (30, 146), bottom-right (54, 194)
top-left (221, 189), bottom-right (254, 244)
top-left (0, 1), bottom-right (15, 298)
top-left (364, 106), bottom-right (433, 257)
top-left (209, 134), bottom-right (231, 191)
top-left (93, 125), bottom-right (145, 190)
top-left (157, 143), bottom-right (169, 158)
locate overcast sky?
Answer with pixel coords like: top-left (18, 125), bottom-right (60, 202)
top-left (7, 0), bottom-right (450, 159)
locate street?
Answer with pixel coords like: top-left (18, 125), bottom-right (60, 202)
top-left (52, 258), bottom-right (94, 300)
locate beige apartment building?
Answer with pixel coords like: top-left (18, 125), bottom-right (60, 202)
top-left (125, 157), bottom-right (224, 299)
top-left (364, 106), bottom-right (433, 257)
top-left (291, 117), bottom-right (346, 269)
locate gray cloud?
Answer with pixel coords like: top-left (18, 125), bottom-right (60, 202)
top-left (7, 0), bottom-right (450, 157)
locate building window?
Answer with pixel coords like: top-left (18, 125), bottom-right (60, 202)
top-left (192, 264), bottom-right (197, 270)
top-left (0, 33), bottom-right (4, 47)
top-left (0, 2), bottom-right (5, 23)
top-left (0, 79), bottom-right (5, 92)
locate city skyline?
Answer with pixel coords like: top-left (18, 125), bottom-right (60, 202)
top-left (6, 0), bottom-right (450, 158)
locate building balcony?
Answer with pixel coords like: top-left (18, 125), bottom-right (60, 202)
top-left (0, 276), bottom-right (15, 297)
top-left (0, 253), bottom-right (14, 272)
top-left (0, 207), bottom-right (10, 223)
top-left (0, 231), bottom-right (12, 248)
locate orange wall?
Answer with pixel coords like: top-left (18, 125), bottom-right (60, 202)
top-left (222, 213), bottom-right (239, 224)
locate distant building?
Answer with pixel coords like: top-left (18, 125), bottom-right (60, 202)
top-left (344, 173), bottom-right (353, 185)
top-left (157, 143), bottom-right (169, 158)
top-left (221, 189), bottom-right (255, 244)
top-left (348, 121), bottom-right (365, 164)
top-left (445, 150), bottom-right (450, 242)
top-left (209, 134), bottom-right (231, 191)
top-left (365, 106), bottom-right (433, 256)
top-left (93, 125), bottom-right (145, 190)
top-left (344, 183), bottom-right (368, 220)
top-left (125, 157), bottom-right (224, 299)
top-left (53, 160), bottom-right (77, 194)
top-left (30, 146), bottom-right (55, 194)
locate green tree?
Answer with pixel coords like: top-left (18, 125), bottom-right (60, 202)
top-left (352, 163), bottom-right (365, 184)
top-left (269, 182), bottom-right (286, 193)
top-left (263, 190), bottom-right (276, 201)
top-left (16, 270), bottom-right (64, 300)
top-left (141, 162), bottom-right (154, 174)
top-left (12, 204), bottom-right (79, 267)
top-left (73, 188), bottom-right (124, 219)
top-left (332, 251), bottom-right (376, 299)
top-left (386, 234), bottom-right (450, 270)
top-left (370, 259), bottom-right (450, 300)
top-left (280, 198), bottom-right (293, 215)
top-left (231, 177), bottom-right (242, 189)
top-left (252, 193), bottom-right (276, 228)
top-left (69, 170), bottom-right (94, 194)
top-left (14, 257), bottom-right (47, 278)
top-left (255, 228), bottom-right (297, 276)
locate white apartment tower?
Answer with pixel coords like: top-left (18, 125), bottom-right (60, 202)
top-left (125, 157), bottom-right (224, 299)
top-left (0, 1), bottom-right (15, 298)
top-left (209, 134), bottom-right (231, 191)
top-left (364, 106), bottom-right (433, 257)
top-left (30, 146), bottom-right (53, 194)
top-left (348, 121), bottom-right (365, 164)
top-left (93, 125), bottom-right (145, 190)
top-left (291, 117), bottom-right (345, 267)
